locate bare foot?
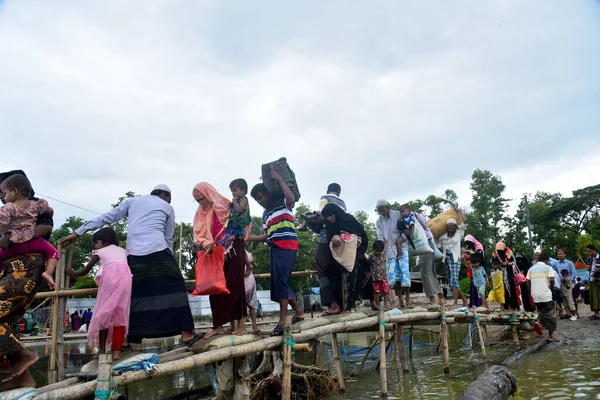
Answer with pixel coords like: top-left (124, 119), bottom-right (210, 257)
top-left (321, 306), bottom-right (342, 317)
top-left (112, 350), bottom-right (122, 361)
top-left (233, 327), bottom-right (248, 336)
top-left (224, 327), bottom-right (234, 334)
top-left (3, 350), bottom-right (39, 383)
top-left (204, 326), bottom-right (226, 339)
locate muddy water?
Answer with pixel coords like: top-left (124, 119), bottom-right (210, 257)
top-left (22, 325), bottom-right (600, 399)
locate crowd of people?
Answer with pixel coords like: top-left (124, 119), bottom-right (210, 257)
top-left (0, 168), bottom-right (599, 391)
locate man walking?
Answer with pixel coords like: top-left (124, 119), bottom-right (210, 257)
top-left (59, 185), bottom-right (198, 345)
top-left (526, 252), bottom-right (559, 342)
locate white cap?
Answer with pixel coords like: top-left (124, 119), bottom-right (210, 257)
top-left (446, 218), bottom-right (457, 225)
top-left (153, 184), bottom-right (171, 193)
top-left (376, 199), bottom-right (389, 207)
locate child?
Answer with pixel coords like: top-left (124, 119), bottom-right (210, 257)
top-left (248, 170), bottom-right (304, 336)
top-left (0, 174), bottom-right (57, 289)
top-left (390, 204), bottom-right (414, 308)
top-left (397, 204), bottom-right (416, 254)
top-left (488, 258), bottom-right (505, 306)
top-left (66, 227), bottom-right (132, 360)
top-left (228, 179), bottom-right (252, 241)
top-left (369, 240), bottom-right (389, 310)
top-left (470, 254), bottom-right (489, 308)
top-left (245, 250), bottom-right (260, 334)
top-left (560, 269), bottom-right (578, 321)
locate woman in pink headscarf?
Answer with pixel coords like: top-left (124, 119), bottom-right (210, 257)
top-left (193, 183), bottom-right (247, 338)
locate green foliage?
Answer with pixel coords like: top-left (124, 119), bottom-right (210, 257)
top-left (50, 216), bottom-right (95, 273)
top-left (467, 169), bottom-right (509, 250)
top-left (173, 222), bottom-right (196, 279)
top-left (576, 235), bottom-right (600, 261)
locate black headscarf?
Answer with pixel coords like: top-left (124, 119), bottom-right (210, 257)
top-left (0, 170), bottom-right (35, 200)
top-left (321, 203), bottom-right (368, 254)
top-left (515, 253), bottom-right (532, 273)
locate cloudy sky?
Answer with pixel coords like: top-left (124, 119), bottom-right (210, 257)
top-left (1, 0), bottom-right (599, 227)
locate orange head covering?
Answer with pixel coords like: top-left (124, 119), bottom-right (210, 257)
top-left (494, 242), bottom-right (514, 265)
top-left (192, 182), bottom-right (231, 247)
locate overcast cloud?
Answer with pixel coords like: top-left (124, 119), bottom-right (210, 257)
top-left (1, 0), bottom-right (599, 226)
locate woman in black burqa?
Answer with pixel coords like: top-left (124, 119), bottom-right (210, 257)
top-left (321, 203), bottom-right (371, 312)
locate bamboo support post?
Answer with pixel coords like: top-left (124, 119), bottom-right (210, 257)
top-left (314, 340), bottom-right (325, 368)
top-left (473, 309), bottom-right (487, 359)
top-left (281, 326), bottom-right (292, 400)
top-left (95, 354), bottom-right (112, 399)
top-left (482, 324), bottom-right (488, 342)
top-left (440, 302), bottom-right (450, 374)
top-left (48, 247), bottom-right (66, 383)
top-left (331, 332), bottom-right (346, 392)
top-left (378, 302), bottom-right (388, 396)
top-left (512, 324), bottom-right (519, 346)
top-left (396, 323), bottom-right (408, 372)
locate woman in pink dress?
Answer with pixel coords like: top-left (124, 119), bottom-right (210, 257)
top-left (66, 227), bottom-right (132, 360)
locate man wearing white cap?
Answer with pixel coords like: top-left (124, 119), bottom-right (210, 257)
top-left (59, 185), bottom-right (198, 345)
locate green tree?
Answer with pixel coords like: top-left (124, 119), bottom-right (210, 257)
top-left (173, 222), bottom-right (196, 279)
top-left (352, 210), bottom-right (376, 249)
top-left (467, 169), bottom-right (509, 249)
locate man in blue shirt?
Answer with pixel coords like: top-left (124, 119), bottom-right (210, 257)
top-left (551, 249), bottom-right (577, 281)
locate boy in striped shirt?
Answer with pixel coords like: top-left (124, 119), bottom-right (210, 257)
top-left (248, 170), bottom-right (305, 336)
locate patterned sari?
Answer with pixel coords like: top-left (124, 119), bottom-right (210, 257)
top-left (0, 253), bottom-right (45, 362)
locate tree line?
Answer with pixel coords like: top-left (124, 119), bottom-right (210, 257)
top-left (49, 170), bottom-right (600, 294)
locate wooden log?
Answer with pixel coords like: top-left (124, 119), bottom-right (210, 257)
top-left (396, 324), bottom-right (408, 372)
top-left (501, 338), bottom-right (549, 366)
top-left (331, 332), bottom-right (345, 392)
top-left (482, 324), bottom-right (488, 342)
top-left (440, 302), bottom-right (450, 374)
top-left (281, 326), bottom-right (292, 400)
top-left (65, 371), bottom-right (122, 379)
top-left (473, 310), bottom-right (487, 360)
top-left (96, 354), bottom-right (112, 399)
top-left (458, 365), bottom-right (517, 400)
top-left (512, 324), bottom-right (519, 346)
top-left (378, 303), bottom-right (388, 396)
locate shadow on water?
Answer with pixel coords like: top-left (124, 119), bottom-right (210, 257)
top-left (23, 325), bottom-right (600, 399)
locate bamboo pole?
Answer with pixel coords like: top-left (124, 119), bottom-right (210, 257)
top-left (96, 353), bottom-right (112, 399)
top-left (35, 287), bottom-right (98, 299)
top-left (512, 324), bottom-right (519, 346)
top-left (314, 340), bottom-right (325, 368)
top-left (409, 324), bottom-right (413, 359)
top-left (331, 332), bottom-right (346, 392)
top-left (352, 335), bottom-right (379, 376)
top-left (396, 324), bottom-right (408, 372)
top-left (281, 326), bottom-right (292, 400)
top-left (440, 302), bottom-right (450, 374)
top-left (48, 248), bottom-right (66, 383)
top-left (378, 302), bottom-right (388, 396)
top-left (473, 309), bottom-right (487, 359)
top-left (482, 324), bottom-right (488, 342)
top-left (35, 377), bottom-right (79, 395)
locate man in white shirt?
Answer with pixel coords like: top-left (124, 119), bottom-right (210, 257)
top-left (526, 252), bottom-right (559, 342)
top-left (59, 185), bottom-right (198, 345)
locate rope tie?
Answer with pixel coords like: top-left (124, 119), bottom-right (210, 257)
top-left (94, 374), bottom-right (119, 399)
top-left (508, 314), bottom-right (516, 325)
top-left (379, 321), bottom-right (387, 328)
top-left (283, 333), bottom-right (296, 352)
top-left (440, 317), bottom-right (448, 323)
top-left (475, 315), bottom-right (480, 322)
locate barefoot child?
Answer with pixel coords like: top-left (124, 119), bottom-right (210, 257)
top-left (470, 254), bottom-right (488, 308)
top-left (0, 174), bottom-right (57, 289)
top-left (245, 250), bottom-right (260, 333)
top-left (228, 179), bottom-right (252, 241)
top-left (248, 171), bottom-right (304, 336)
top-left (369, 240), bottom-right (389, 310)
top-left (66, 227), bottom-right (132, 360)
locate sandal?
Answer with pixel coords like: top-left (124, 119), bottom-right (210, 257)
top-left (587, 315), bottom-right (600, 320)
top-left (271, 324), bottom-right (285, 337)
top-left (183, 332), bottom-right (204, 347)
top-left (292, 315), bottom-right (305, 325)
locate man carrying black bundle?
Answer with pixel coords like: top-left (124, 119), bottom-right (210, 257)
top-left (299, 183), bottom-right (347, 315)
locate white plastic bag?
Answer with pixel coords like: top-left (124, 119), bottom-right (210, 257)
top-left (408, 216), bottom-right (434, 256)
top-left (0, 388), bottom-right (37, 400)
